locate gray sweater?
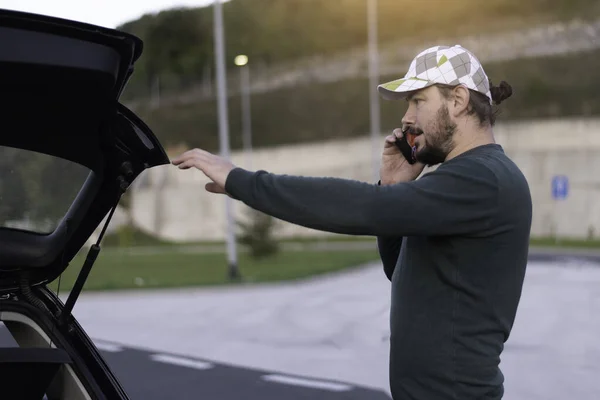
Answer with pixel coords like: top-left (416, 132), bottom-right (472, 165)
top-left (225, 143), bottom-right (532, 399)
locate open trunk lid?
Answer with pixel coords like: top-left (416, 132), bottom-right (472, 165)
top-left (0, 9), bottom-right (170, 293)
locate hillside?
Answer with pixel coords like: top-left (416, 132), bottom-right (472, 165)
top-left (130, 46), bottom-right (600, 152)
top-left (118, 0), bottom-right (600, 101)
top-left (114, 0), bottom-right (600, 151)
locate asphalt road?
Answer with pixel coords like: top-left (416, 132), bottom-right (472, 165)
top-left (0, 325), bottom-right (389, 399)
top-left (68, 254), bottom-right (600, 400)
top-left (99, 342), bottom-right (390, 399)
top-left (2, 251), bottom-right (600, 399)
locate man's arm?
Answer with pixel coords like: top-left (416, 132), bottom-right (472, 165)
top-left (171, 135), bottom-right (424, 281)
top-left (224, 160), bottom-right (499, 238)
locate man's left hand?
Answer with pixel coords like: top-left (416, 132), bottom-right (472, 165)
top-left (171, 148), bottom-right (236, 195)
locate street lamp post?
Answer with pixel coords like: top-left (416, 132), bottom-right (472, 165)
top-left (367, 0), bottom-right (381, 183)
top-left (234, 54), bottom-right (253, 169)
top-left (213, 0), bottom-right (240, 280)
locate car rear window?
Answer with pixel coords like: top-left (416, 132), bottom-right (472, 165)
top-left (0, 145), bottom-right (90, 234)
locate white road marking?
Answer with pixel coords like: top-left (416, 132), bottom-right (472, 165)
top-left (94, 342), bottom-right (124, 352)
top-left (261, 374), bottom-right (353, 392)
top-left (150, 353), bottom-right (214, 370)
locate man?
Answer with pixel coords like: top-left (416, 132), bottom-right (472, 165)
top-left (172, 44), bottom-right (532, 399)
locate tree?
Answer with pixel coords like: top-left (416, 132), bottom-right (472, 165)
top-left (237, 207), bottom-right (280, 259)
top-left (0, 147), bottom-right (29, 226)
top-left (0, 145), bottom-right (89, 231)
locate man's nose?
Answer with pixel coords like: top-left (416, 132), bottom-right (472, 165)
top-left (401, 109), bottom-right (415, 127)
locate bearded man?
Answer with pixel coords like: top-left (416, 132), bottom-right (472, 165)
top-left (173, 44), bottom-right (532, 400)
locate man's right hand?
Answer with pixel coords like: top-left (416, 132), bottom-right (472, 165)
top-left (379, 128), bottom-right (425, 185)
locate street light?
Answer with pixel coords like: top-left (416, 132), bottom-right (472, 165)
top-left (234, 54), bottom-right (248, 67)
top-left (213, 0), bottom-right (240, 280)
top-left (367, 0), bottom-right (381, 183)
top-left (235, 54), bottom-right (253, 170)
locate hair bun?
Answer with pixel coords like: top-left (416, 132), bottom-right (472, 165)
top-left (489, 80), bottom-right (513, 105)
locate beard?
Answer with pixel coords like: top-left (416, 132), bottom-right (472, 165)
top-left (414, 105), bottom-right (457, 167)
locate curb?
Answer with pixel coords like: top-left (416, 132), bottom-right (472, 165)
top-left (528, 246), bottom-right (600, 264)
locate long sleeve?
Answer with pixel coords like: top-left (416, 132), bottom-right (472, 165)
top-left (224, 158), bottom-right (500, 238)
top-left (376, 179), bottom-right (402, 282)
top-left (377, 236), bottom-right (403, 281)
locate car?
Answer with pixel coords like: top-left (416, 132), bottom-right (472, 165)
top-left (0, 9), bottom-right (169, 399)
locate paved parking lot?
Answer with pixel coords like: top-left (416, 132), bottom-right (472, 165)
top-left (61, 257), bottom-right (600, 399)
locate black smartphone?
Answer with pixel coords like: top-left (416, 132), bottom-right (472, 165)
top-left (394, 133), bottom-right (417, 164)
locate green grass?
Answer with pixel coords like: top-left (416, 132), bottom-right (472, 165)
top-left (48, 235), bottom-right (600, 293)
top-left (102, 226), bottom-right (376, 248)
top-left (51, 248), bottom-right (381, 292)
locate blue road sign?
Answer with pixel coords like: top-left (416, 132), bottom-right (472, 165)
top-left (551, 175), bottom-right (569, 200)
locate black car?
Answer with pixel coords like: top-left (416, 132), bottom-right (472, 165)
top-left (0, 9), bottom-right (169, 399)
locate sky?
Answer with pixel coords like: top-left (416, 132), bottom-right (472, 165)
top-left (0, 0), bottom-right (221, 29)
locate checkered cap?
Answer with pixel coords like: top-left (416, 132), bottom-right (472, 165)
top-left (378, 45), bottom-right (492, 104)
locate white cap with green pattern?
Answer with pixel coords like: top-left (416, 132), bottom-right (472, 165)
top-left (378, 45), bottom-right (492, 104)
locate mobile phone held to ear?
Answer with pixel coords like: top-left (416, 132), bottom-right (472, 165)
top-left (394, 132), bottom-right (417, 164)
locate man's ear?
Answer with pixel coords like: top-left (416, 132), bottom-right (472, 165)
top-left (451, 85), bottom-right (470, 117)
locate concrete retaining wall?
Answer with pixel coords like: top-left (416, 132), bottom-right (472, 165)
top-left (128, 117), bottom-right (600, 241)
